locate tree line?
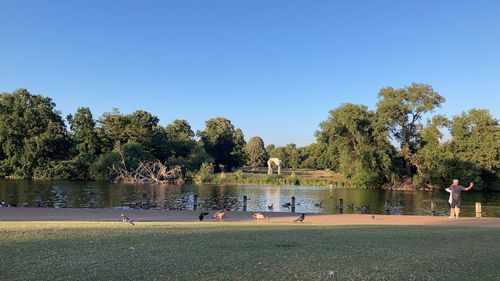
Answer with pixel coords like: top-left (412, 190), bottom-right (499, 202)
top-left (0, 86), bottom-right (498, 190)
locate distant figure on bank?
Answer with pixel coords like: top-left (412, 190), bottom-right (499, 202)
top-left (446, 179), bottom-right (473, 219)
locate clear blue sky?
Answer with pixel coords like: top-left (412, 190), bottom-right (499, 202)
top-left (1, 0), bottom-right (499, 146)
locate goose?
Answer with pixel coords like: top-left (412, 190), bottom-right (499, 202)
top-left (212, 210), bottom-right (226, 222)
top-left (293, 213), bottom-right (305, 223)
top-left (252, 212), bottom-right (268, 221)
top-left (121, 214), bottom-right (135, 225)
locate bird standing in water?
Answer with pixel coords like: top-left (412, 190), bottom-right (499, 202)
top-left (212, 210), bottom-right (226, 222)
top-left (199, 212), bottom-right (210, 221)
top-left (121, 214), bottom-right (135, 225)
top-left (294, 213), bottom-right (305, 223)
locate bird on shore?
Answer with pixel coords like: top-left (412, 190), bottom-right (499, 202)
top-left (294, 213), bottom-right (306, 223)
top-left (314, 201), bottom-right (323, 207)
top-left (252, 212), bottom-right (268, 221)
top-left (267, 203), bottom-right (274, 210)
top-left (121, 214), bottom-right (135, 225)
top-left (212, 210), bottom-right (226, 222)
top-left (199, 211), bottom-right (210, 221)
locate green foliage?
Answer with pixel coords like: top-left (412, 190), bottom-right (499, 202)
top-left (198, 117), bottom-right (246, 172)
top-left (317, 103), bottom-right (399, 187)
top-left (245, 136), bottom-right (268, 167)
top-left (98, 109), bottom-right (160, 152)
top-left (0, 87), bottom-right (496, 190)
top-left (376, 83), bottom-right (445, 176)
top-left (33, 160), bottom-right (89, 180)
top-left (164, 120), bottom-right (196, 157)
top-left (413, 110), bottom-right (500, 190)
top-left (119, 142), bottom-right (153, 170)
top-left (285, 144), bottom-right (300, 169)
top-left (66, 107), bottom-right (102, 178)
top-left (167, 144), bottom-right (214, 171)
top-left (91, 152), bottom-right (122, 181)
top-left (195, 162), bottom-right (215, 183)
top-left (0, 89), bottom-right (69, 178)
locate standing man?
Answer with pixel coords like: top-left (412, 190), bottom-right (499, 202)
top-left (448, 179), bottom-right (474, 219)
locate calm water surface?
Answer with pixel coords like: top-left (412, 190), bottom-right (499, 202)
top-left (1, 180), bottom-right (499, 217)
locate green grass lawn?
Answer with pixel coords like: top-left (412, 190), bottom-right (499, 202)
top-left (1, 222), bottom-right (499, 281)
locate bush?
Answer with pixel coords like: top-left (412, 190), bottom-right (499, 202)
top-left (195, 162), bottom-right (214, 183)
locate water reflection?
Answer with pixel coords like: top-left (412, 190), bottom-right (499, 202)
top-left (0, 180), bottom-right (499, 217)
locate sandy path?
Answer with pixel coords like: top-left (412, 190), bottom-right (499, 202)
top-left (1, 208), bottom-right (500, 228)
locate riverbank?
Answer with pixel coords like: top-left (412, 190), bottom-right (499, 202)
top-left (198, 169), bottom-right (350, 187)
top-left (1, 208), bottom-right (500, 227)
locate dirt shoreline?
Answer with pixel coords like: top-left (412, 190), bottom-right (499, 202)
top-left (1, 208), bottom-right (500, 228)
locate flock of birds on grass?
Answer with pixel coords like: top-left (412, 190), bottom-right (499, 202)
top-left (120, 198), bottom-right (378, 225)
top-left (120, 211), bottom-right (308, 225)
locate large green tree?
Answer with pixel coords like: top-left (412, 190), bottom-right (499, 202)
top-left (162, 119), bottom-right (212, 170)
top-left (412, 115), bottom-right (451, 187)
top-left (198, 117), bottom-right (246, 172)
top-left (245, 136), bottom-right (268, 167)
top-left (0, 89), bottom-right (69, 178)
top-left (376, 83), bottom-right (445, 176)
top-left (98, 109), bottom-right (160, 151)
top-left (317, 103), bottom-right (399, 186)
top-left (67, 107), bottom-right (101, 164)
top-left (449, 109), bottom-right (499, 190)
top-left (152, 119), bottom-right (196, 162)
top-left (285, 143), bottom-right (300, 169)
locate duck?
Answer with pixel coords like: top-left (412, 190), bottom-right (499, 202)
top-left (212, 210), bottom-right (226, 222)
top-left (282, 202), bottom-right (291, 208)
top-left (252, 212), bottom-right (268, 221)
top-left (267, 204), bottom-right (274, 210)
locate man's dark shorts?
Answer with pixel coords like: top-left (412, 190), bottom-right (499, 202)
top-left (451, 199), bottom-right (461, 208)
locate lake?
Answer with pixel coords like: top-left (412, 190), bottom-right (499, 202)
top-left (1, 180), bottom-right (499, 217)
